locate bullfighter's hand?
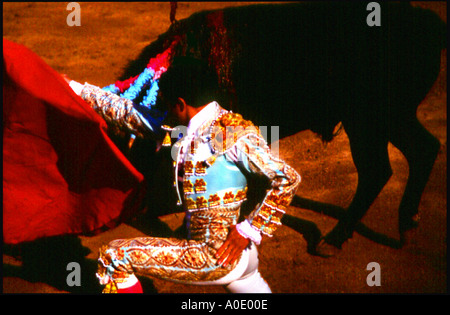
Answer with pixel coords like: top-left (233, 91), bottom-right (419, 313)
top-left (215, 225), bottom-right (250, 267)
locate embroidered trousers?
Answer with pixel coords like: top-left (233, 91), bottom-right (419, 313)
top-left (97, 204), bottom-right (271, 293)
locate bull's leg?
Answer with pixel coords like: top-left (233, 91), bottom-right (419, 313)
top-left (388, 117), bottom-right (440, 236)
top-left (324, 124), bottom-right (392, 248)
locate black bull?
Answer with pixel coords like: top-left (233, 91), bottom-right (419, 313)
top-left (116, 2), bottom-right (446, 251)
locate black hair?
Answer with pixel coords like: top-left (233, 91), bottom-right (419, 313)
top-left (157, 56), bottom-right (219, 108)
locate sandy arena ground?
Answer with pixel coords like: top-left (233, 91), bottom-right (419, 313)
top-left (2, 2), bottom-right (447, 295)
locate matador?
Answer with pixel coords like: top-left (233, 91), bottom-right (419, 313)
top-left (67, 58), bottom-right (301, 293)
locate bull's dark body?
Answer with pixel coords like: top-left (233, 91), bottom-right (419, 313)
top-left (123, 2), bottom-right (446, 247)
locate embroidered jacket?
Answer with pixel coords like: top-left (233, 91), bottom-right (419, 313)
top-left (171, 102), bottom-right (301, 239)
top-left (78, 84), bottom-right (301, 241)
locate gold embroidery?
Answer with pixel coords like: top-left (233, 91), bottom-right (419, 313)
top-left (223, 192), bottom-right (235, 204)
top-left (280, 193), bottom-right (292, 207)
top-left (210, 112), bottom-right (260, 153)
top-left (251, 215), bottom-right (265, 230)
top-left (185, 198), bottom-right (197, 210)
top-left (208, 194), bottom-right (221, 208)
top-left (190, 140), bottom-right (196, 154)
top-left (250, 203), bottom-right (284, 237)
top-left (194, 179), bottom-right (207, 194)
top-left (261, 224), bottom-right (277, 236)
top-left (265, 193), bottom-right (280, 208)
top-left (99, 234), bottom-right (239, 284)
top-left (195, 161), bottom-right (207, 176)
top-left (184, 161), bottom-right (194, 176)
top-left (181, 247), bottom-right (208, 269)
top-left (115, 248), bottom-right (125, 260)
top-left (128, 249), bottom-right (151, 265)
top-left (151, 247), bottom-right (180, 266)
top-left (98, 245), bottom-right (112, 266)
top-left (259, 204), bottom-right (274, 220)
top-left (184, 179), bottom-right (194, 194)
top-left (265, 191), bottom-right (291, 211)
top-left (196, 196), bottom-right (208, 209)
top-left (235, 187), bottom-right (248, 202)
top-left (270, 209), bottom-right (284, 225)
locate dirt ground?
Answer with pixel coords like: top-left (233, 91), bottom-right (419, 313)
top-left (2, 2), bottom-right (447, 295)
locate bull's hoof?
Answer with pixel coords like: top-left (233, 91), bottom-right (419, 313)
top-left (304, 230), bottom-right (323, 256)
top-left (312, 238), bottom-right (341, 258)
top-left (306, 236), bottom-right (323, 256)
top-left (399, 213), bottom-right (420, 234)
top-left (323, 225), bottom-right (352, 250)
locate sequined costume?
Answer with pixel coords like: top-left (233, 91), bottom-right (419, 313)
top-left (72, 83), bottom-right (300, 292)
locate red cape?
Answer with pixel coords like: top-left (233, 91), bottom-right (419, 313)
top-left (3, 39), bottom-right (146, 245)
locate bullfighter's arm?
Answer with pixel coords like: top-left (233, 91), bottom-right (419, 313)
top-left (69, 81), bottom-right (153, 139)
top-left (227, 132), bottom-right (301, 241)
